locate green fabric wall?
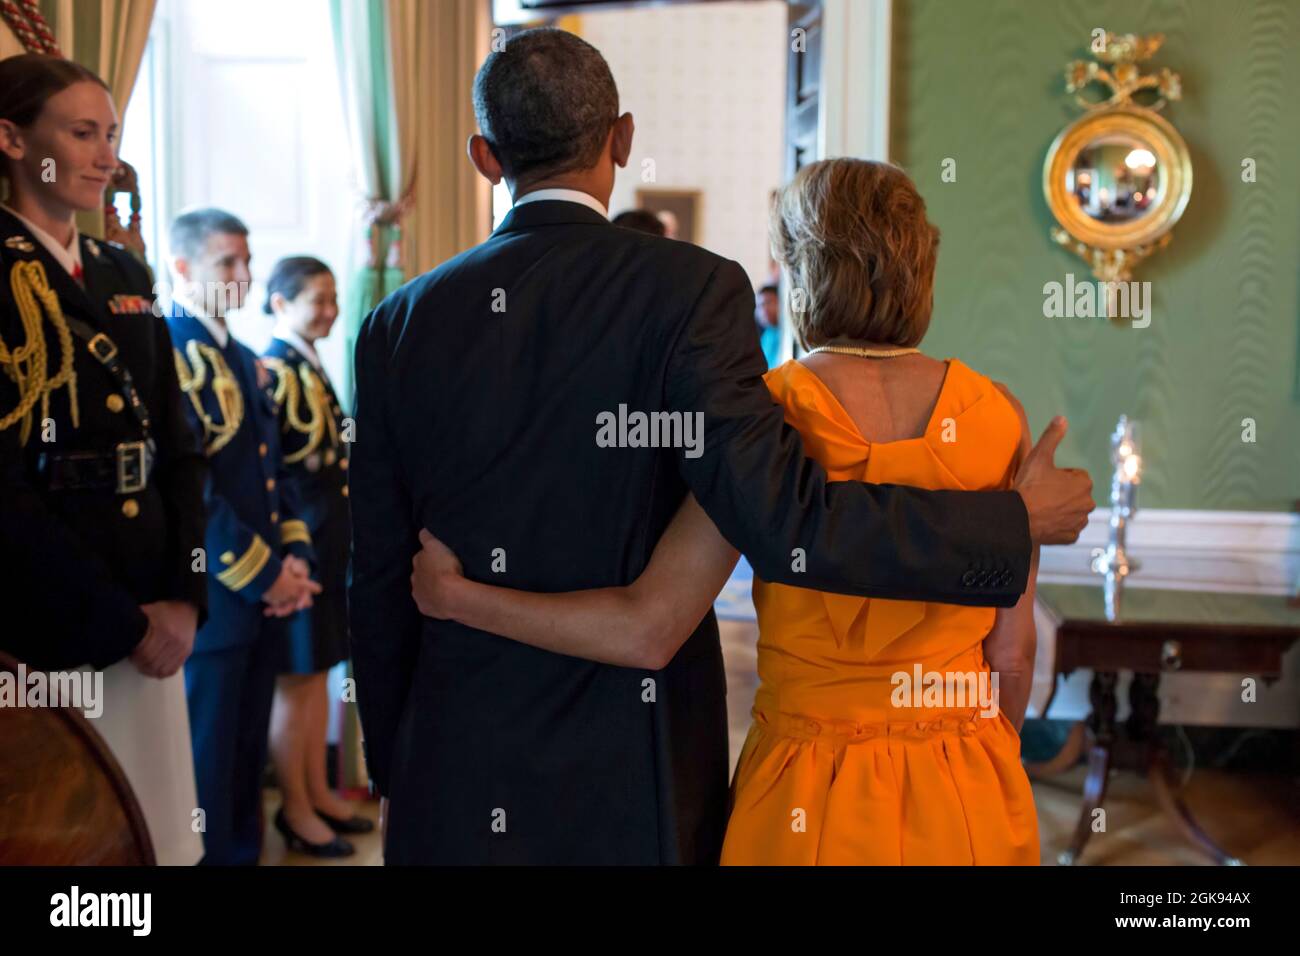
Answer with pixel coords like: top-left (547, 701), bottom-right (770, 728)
top-left (890, 0), bottom-right (1298, 510)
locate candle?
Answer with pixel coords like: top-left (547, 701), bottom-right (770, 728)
top-left (1092, 415), bottom-right (1142, 620)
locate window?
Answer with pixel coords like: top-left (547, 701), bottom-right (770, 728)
top-left (121, 0), bottom-right (354, 382)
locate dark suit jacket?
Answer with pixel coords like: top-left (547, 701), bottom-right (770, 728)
top-left (349, 199), bottom-right (1031, 864)
top-left (0, 209), bottom-right (206, 670)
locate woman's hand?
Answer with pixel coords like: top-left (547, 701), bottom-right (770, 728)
top-left (411, 529), bottom-right (464, 618)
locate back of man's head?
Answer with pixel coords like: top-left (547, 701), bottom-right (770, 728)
top-left (472, 28), bottom-right (619, 186)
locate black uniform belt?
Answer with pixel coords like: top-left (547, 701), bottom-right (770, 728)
top-left (37, 441), bottom-right (155, 493)
top-left (34, 314), bottom-right (159, 495)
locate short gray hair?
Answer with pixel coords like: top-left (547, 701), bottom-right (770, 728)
top-left (472, 28), bottom-right (619, 185)
top-left (169, 207), bottom-right (248, 259)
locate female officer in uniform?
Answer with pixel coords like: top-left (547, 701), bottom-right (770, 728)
top-left (261, 256), bottom-right (371, 856)
top-left (0, 53), bottom-right (206, 864)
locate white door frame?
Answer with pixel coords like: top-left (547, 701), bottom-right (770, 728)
top-left (818, 0), bottom-right (892, 162)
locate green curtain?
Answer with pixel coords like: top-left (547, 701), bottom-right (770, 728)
top-left (35, 0), bottom-right (157, 241)
top-left (329, 0), bottom-right (406, 412)
top-left (328, 0), bottom-right (410, 797)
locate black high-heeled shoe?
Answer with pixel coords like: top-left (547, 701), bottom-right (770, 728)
top-left (274, 808), bottom-right (356, 858)
top-left (315, 809), bottom-right (376, 835)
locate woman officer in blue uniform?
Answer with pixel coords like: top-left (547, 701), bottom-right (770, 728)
top-left (262, 256), bottom-right (372, 856)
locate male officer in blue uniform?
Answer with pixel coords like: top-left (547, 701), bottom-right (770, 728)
top-left (165, 207), bottom-right (321, 865)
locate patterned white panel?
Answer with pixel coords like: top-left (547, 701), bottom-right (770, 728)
top-left (579, 1), bottom-right (788, 288)
top-left (159, 0), bottom-right (353, 370)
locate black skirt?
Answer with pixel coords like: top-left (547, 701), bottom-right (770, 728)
top-left (279, 478), bottom-right (351, 675)
top-left (281, 584), bottom-right (349, 674)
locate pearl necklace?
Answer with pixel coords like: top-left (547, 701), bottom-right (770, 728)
top-left (805, 344), bottom-right (921, 359)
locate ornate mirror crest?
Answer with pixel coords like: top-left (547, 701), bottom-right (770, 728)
top-left (1043, 33), bottom-right (1193, 283)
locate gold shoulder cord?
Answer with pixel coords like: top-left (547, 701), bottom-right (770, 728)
top-left (265, 357), bottom-right (328, 464)
top-left (0, 260), bottom-right (79, 445)
top-left (302, 364), bottom-right (339, 451)
top-left (174, 339), bottom-right (242, 454)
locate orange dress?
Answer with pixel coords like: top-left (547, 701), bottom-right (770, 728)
top-left (719, 358), bottom-right (1039, 866)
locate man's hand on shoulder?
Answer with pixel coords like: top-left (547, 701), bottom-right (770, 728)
top-left (1013, 416), bottom-right (1094, 546)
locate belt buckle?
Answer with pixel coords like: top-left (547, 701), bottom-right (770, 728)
top-left (87, 333), bottom-right (118, 362)
top-left (116, 441), bottom-right (148, 494)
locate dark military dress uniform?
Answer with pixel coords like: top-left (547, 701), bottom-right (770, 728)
top-left (0, 207), bottom-right (207, 671)
top-left (166, 302), bottom-right (315, 865)
top-left (262, 336), bottom-right (350, 672)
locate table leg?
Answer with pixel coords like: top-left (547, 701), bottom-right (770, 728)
top-left (1059, 671), bottom-right (1117, 865)
top-left (1126, 672), bottom-right (1161, 742)
top-left (1129, 673), bottom-right (1244, 865)
top-left (1147, 752), bottom-right (1242, 865)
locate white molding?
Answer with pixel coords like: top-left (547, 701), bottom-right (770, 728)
top-left (1031, 508), bottom-right (1300, 728)
top-left (818, 0), bottom-right (891, 162)
top-left (1038, 508), bottom-right (1299, 596)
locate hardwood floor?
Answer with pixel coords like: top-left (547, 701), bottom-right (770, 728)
top-left (263, 618), bottom-right (1299, 865)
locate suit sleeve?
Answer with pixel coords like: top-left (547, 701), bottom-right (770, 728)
top-left (150, 315), bottom-right (209, 621)
top-left (347, 307), bottom-right (421, 797)
top-left (170, 346), bottom-right (283, 602)
top-left (275, 451), bottom-right (316, 567)
top-left (0, 320), bottom-right (147, 671)
top-left (664, 259), bottom-right (1031, 608)
top-left (200, 467), bottom-right (283, 601)
top-left (264, 362), bottom-right (317, 566)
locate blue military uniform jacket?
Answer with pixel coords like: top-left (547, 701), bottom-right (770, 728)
top-left (262, 337), bottom-right (351, 668)
top-left (261, 337), bottom-right (349, 593)
top-left (166, 304), bottom-right (314, 652)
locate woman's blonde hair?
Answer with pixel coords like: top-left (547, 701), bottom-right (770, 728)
top-left (769, 158), bottom-right (940, 350)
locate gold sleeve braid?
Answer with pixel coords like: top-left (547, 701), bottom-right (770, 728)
top-left (279, 519), bottom-right (312, 547)
top-left (215, 535), bottom-right (272, 592)
top-left (0, 260), bottom-right (79, 444)
top-left (174, 340), bottom-right (243, 455)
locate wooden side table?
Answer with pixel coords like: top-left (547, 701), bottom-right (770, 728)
top-left (1027, 584), bottom-right (1300, 866)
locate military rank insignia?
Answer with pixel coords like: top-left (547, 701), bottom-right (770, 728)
top-left (4, 236), bottom-right (36, 253)
top-left (85, 238), bottom-right (102, 258)
top-left (108, 294), bottom-right (153, 315)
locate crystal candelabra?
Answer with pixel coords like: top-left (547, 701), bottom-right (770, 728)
top-left (1091, 415), bottom-right (1142, 621)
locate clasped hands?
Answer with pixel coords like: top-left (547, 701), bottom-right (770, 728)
top-left (263, 555), bottom-right (322, 618)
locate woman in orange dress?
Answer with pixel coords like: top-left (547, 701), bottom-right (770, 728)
top-left (409, 159), bottom-right (1041, 865)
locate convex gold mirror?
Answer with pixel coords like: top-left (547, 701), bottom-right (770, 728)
top-left (1044, 33), bottom-right (1192, 282)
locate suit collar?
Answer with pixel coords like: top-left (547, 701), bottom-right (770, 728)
top-left (167, 301), bottom-right (219, 347)
top-left (270, 326), bottom-right (321, 370)
top-left (0, 204), bottom-right (81, 276)
top-left (492, 199), bottom-right (612, 238)
top-left (0, 207), bottom-right (105, 326)
top-left (169, 297), bottom-right (231, 348)
top-left (79, 237), bottom-right (117, 315)
top-left (514, 188), bottom-right (608, 217)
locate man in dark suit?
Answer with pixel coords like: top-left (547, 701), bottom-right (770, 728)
top-left (349, 27), bottom-right (1093, 864)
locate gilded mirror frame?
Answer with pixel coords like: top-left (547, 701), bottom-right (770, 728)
top-left (1043, 33), bottom-right (1193, 282)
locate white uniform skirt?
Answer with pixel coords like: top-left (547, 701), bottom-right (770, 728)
top-left (81, 661), bottom-right (203, 865)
